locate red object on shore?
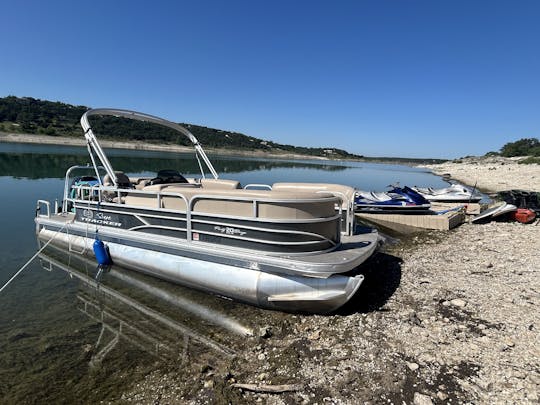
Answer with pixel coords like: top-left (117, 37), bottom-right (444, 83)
top-left (510, 208), bottom-right (536, 224)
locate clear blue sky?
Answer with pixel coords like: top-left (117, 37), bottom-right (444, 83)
top-left (1, 1), bottom-right (539, 158)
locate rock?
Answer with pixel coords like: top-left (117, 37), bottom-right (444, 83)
top-left (203, 380), bottom-right (214, 388)
top-left (308, 330), bottom-right (321, 340)
top-left (450, 298), bottom-right (467, 308)
top-left (413, 392), bottom-right (434, 405)
top-left (436, 391), bottom-right (448, 401)
top-left (7, 331), bottom-right (32, 343)
top-left (82, 344), bottom-right (93, 354)
top-left (503, 338), bottom-right (515, 348)
top-left (478, 335), bottom-right (491, 344)
top-left (407, 362), bottom-right (419, 371)
top-left (527, 390), bottom-right (539, 401)
top-left (418, 353), bottom-right (437, 364)
top-left (408, 312), bottom-right (422, 326)
top-left (259, 326), bottom-right (273, 339)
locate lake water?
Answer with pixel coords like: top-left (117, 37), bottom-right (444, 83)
top-left (0, 142), bottom-right (449, 402)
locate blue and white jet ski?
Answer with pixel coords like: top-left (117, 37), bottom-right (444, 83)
top-left (355, 186), bottom-right (431, 213)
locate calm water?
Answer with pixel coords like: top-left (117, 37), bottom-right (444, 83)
top-left (0, 142), bottom-right (449, 402)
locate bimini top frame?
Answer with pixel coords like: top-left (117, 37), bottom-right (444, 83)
top-left (80, 108), bottom-right (219, 187)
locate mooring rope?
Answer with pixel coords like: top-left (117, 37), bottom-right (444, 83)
top-left (0, 223), bottom-right (68, 293)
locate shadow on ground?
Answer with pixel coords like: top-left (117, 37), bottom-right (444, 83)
top-left (337, 252), bottom-right (402, 315)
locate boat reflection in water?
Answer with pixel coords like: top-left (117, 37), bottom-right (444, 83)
top-left (37, 245), bottom-right (257, 368)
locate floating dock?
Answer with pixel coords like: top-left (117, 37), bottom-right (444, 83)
top-left (356, 205), bottom-right (467, 234)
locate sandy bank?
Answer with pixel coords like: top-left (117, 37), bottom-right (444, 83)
top-left (420, 156), bottom-right (540, 192)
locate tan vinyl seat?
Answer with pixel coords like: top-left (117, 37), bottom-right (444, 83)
top-left (272, 183), bottom-right (356, 209)
top-left (124, 185), bottom-right (337, 219)
top-left (200, 178), bottom-right (241, 189)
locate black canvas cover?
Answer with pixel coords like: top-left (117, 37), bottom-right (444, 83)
top-left (497, 190), bottom-right (540, 213)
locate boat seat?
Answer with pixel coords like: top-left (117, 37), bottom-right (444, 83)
top-left (200, 178), bottom-right (242, 189)
top-left (369, 191), bottom-right (403, 201)
top-left (130, 177), bottom-right (153, 190)
top-left (272, 183), bottom-right (355, 209)
top-left (103, 171), bottom-right (132, 188)
top-left (124, 186), bottom-right (337, 219)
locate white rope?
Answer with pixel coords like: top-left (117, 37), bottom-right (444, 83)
top-left (0, 223), bottom-right (67, 293)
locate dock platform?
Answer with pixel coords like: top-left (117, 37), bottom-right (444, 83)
top-left (356, 206), bottom-right (466, 233)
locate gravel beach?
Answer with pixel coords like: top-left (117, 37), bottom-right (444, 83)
top-left (421, 156), bottom-right (540, 192)
top-left (116, 159), bottom-right (539, 404)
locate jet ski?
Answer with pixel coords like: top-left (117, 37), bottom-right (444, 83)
top-left (355, 186), bottom-right (431, 212)
top-left (412, 183), bottom-right (482, 202)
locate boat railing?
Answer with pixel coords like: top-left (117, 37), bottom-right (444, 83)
top-left (36, 200), bottom-right (51, 218)
top-left (68, 183), bottom-right (341, 214)
top-left (67, 183), bottom-right (342, 244)
top-left (315, 189), bottom-right (355, 236)
top-left (68, 184), bottom-right (190, 212)
top-left (187, 193), bottom-right (342, 245)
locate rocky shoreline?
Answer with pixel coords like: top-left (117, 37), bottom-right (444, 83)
top-left (114, 158), bottom-right (539, 404)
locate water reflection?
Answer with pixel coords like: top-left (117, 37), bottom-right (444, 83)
top-left (38, 245), bottom-right (258, 363)
top-left (0, 143), bottom-right (347, 179)
top-left (0, 142), bottom-right (451, 195)
top-left (0, 244), bottom-right (271, 403)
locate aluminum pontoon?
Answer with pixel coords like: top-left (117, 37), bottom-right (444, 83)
top-left (35, 109), bottom-right (380, 313)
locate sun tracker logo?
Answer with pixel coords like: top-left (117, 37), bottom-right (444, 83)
top-left (78, 209), bottom-right (122, 227)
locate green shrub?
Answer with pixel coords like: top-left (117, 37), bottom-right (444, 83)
top-left (518, 156), bottom-right (540, 164)
top-left (501, 138), bottom-right (540, 157)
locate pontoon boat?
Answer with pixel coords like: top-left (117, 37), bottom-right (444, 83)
top-left (35, 109), bottom-right (380, 313)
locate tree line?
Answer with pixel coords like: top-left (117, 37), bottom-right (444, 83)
top-left (499, 138), bottom-right (540, 157)
top-left (0, 96), bottom-right (362, 159)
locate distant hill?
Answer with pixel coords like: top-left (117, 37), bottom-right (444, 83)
top-left (0, 96), bottom-right (362, 159)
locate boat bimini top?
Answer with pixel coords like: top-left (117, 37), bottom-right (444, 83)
top-left (81, 108), bottom-right (219, 187)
